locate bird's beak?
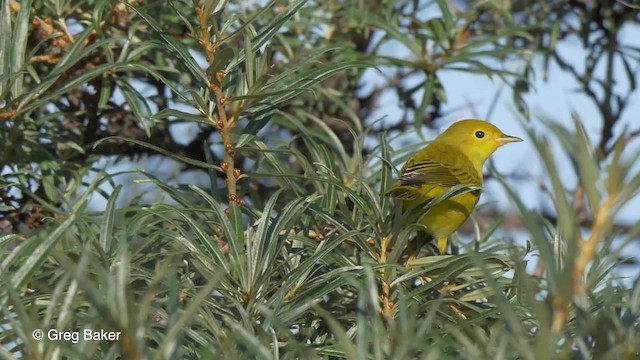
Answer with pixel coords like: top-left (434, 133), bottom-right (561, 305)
top-left (496, 134), bottom-right (523, 144)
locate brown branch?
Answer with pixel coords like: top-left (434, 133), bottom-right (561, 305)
top-left (193, 0), bottom-right (241, 206)
top-left (572, 196), bottom-right (616, 296)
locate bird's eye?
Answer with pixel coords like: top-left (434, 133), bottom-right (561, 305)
top-left (475, 130), bottom-right (485, 139)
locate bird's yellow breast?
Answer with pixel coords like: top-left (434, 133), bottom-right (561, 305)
top-left (403, 185), bottom-right (480, 238)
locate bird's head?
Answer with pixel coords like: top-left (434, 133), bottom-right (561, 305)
top-left (435, 119), bottom-right (522, 165)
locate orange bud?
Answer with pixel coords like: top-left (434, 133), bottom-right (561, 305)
top-left (216, 71), bottom-right (226, 83)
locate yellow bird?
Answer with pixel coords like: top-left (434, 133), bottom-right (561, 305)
top-left (385, 119), bottom-right (522, 256)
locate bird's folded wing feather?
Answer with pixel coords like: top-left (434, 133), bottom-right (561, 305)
top-left (385, 152), bottom-right (480, 200)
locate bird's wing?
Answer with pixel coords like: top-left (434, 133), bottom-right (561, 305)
top-left (385, 148), bottom-right (480, 200)
top-left (400, 158), bottom-right (480, 187)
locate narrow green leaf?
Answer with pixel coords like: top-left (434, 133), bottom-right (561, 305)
top-left (129, 6), bottom-right (208, 85)
top-left (0, 0), bottom-right (11, 96)
top-left (572, 115), bottom-right (601, 212)
top-left (100, 184), bottom-right (122, 253)
top-left (93, 136), bottom-right (222, 171)
top-left (10, 0), bottom-right (32, 96)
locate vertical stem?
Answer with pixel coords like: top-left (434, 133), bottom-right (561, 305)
top-left (572, 196), bottom-right (616, 296)
top-left (377, 236), bottom-right (395, 318)
top-left (551, 193), bottom-right (617, 333)
top-left (194, 0), bottom-right (239, 204)
top-left (211, 79), bottom-right (237, 200)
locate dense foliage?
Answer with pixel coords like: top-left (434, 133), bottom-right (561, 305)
top-left (1, 0), bottom-right (639, 358)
